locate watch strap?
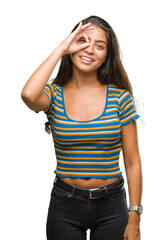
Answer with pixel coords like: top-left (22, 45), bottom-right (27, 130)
top-left (129, 206), bottom-right (139, 211)
top-left (128, 204), bottom-right (143, 215)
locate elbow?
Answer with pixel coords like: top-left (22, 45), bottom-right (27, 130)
top-left (21, 89), bottom-right (36, 104)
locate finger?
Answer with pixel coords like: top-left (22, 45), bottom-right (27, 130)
top-left (81, 23), bottom-right (94, 31)
top-left (68, 22), bottom-right (82, 42)
top-left (75, 22), bottom-right (94, 35)
top-left (82, 26), bottom-right (95, 31)
top-left (78, 42), bottom-right (90, 50)
top-left (73, 22), bottom-right (94, 38)
top-left (75, 32), bottom-right (89, 43)
top-left (74, 21), bottom-right (83, 33)
top-left (81, 22), bottom-right (91, 30)
top-left (71, 22), bottom-right (94, 43)
top-left (82, 32), bottom-right (90, 42)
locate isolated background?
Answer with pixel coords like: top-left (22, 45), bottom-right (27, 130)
top-left (1, 0), bottom-right (163, 239)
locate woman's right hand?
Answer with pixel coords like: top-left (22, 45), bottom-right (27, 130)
top-left (59, 22), bottom-right (94, 55)
top-left (21, 22), bottom-right (94, 113)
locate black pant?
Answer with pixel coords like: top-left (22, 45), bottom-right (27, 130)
top-left (46, 177), bottom-right (129, 240)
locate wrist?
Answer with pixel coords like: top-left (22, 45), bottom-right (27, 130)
top-left (128, 204), bottom-right (143, 215)
top-left (53, 45), bottom-right (66, 58)
top-left (57, 43), bottom-right (68, 56)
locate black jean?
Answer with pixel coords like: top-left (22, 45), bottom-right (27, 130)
top-left (46, 177), bottom-right (129, 240)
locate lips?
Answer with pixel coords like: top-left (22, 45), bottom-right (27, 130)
top-left (79, 55), bottom-right (94, 62)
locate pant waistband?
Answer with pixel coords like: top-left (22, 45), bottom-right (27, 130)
top-left (53, 176), bottom-right (124, 199)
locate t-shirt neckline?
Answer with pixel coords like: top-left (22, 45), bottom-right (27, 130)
top-left (61, 84), bottom-right (108, 123)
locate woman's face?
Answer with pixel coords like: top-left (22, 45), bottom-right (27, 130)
top-left (70, 25), bottom-right (107, 74)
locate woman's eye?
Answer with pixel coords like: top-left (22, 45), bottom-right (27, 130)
top-left (79, 38), bottom-right (86, 43)
top-left (97, 45), bottom-right (104, 50)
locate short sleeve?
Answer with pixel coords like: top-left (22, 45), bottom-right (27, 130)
top-left (119, 90), bottom-right (140, 125)
top-left (43, 83), bottom-right (56, 114)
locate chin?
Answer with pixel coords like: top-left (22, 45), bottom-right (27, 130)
top-left (75, 65), bottom-right (98, 75)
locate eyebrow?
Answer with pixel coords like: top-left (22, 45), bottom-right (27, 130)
top-left (95, 40), bottom-right (107, 45)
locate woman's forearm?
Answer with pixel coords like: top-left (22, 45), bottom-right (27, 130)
top-left (125, 160), bottom-right (142, 223)
top-left (21, 46), bottom-right (64, 102)
top-left (126, 161), bottom-right (142, 205)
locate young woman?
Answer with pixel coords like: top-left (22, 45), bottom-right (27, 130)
top-left (21, 16), bottom-right (142, 240)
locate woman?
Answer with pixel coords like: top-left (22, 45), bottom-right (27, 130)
top-left (21, 16), bottom-right (142, 240)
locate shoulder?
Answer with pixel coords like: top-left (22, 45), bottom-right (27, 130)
top-left (108, 84), bottom-right (129, 98)
top-left (44, 83), bottom-right (62, 95)
top-left (107, 84), bottom-right (133, 108)
top-left (52, 83), bottom-right (62, 92)
top-left (47, 83), bottom-right (59, 90)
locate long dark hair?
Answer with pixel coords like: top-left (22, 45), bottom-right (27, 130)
top-left (45, 15), bottom-right (134, 133)
top-left (51, 15), bottom-right (133, 95)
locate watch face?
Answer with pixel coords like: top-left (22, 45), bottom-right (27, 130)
top-left (138, 205), bottom-right (143, 214)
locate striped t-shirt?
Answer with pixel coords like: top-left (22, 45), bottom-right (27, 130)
top-left (43, 83), bottom-right (140, 179)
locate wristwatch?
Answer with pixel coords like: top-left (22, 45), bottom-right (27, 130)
top-left (128, 204), bottom-right (143, 215)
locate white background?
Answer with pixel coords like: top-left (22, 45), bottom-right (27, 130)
top-left (1, 0), bottom-right (163, 239)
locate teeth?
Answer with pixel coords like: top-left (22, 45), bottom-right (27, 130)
top-left (80, 56), bottom-right (93, 62)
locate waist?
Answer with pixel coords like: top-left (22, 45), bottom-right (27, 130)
top-left (58, 176), bottom-right (120, 189)
top-left (54, 175), bottom-right (124, 199)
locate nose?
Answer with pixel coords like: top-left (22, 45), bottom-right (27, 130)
top-left (84, 42), bottom-right (94, 55)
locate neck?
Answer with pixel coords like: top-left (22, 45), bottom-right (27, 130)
top-left (68, 66), bottom-right (102, 89)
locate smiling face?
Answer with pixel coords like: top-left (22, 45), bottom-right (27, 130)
top-left (70, 25), bottom-right (108, 75)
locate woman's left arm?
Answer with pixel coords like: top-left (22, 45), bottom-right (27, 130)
top-left (121, 120), bottom-right (142, 240)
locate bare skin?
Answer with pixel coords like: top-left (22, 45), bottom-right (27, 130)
top-left (21, 21), bottom-right (142, 240)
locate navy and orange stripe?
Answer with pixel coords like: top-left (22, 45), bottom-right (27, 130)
top-left (42, 83), bottom-right (140, 178)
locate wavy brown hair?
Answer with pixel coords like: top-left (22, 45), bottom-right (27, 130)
top-left (45, 15), bottom-right (134, 133)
